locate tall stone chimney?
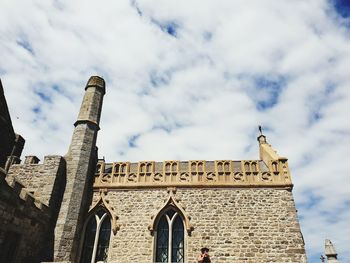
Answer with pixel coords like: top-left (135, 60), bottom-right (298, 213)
top-left (53, 76), bottom-right (105, 262)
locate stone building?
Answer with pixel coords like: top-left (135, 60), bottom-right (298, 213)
top-left (0, 76), bottom-right (308, 263)
top-left (0, 79), bottom-right (24, 170)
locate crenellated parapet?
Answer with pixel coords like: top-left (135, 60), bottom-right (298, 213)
top-left (6, 155), bottom-right (66, 208)
top-left (0, 166), bottom-right (51, 263)
top-left (93, 158), bottom-right (292, 189)
top-left (0, 167), bottom-right (50, 217)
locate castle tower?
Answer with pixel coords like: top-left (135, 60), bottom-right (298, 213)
top-left (53, 76), bottom-right (105, 262)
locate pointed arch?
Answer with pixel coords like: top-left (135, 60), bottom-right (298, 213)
top-left (89, 189), bottom-right (120, 234)
top-left (80, 209), bottom-right (111, 263)
top-left (78, 190), bottom-right (119, 263)
top-left (149, 188), bottom-right (193, 235)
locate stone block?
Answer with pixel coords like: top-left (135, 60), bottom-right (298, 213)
top-left (24, 156), bottom-right (40, 164)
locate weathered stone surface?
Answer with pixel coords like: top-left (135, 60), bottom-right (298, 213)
top-left (93, 159), bottom-right (292, 189)
top-left (88, 187), bottom-right (307, 263)
top-left (0, 167), bottom-right (50, 263)
top-left (7, 156), bottom-right (66, 207)
top-left (53, 77), bottom-right (105, 262)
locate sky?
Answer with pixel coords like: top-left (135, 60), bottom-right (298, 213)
top-left (1, 0), bottom-right (350, 262)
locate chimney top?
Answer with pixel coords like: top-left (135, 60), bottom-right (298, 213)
top-left (85, 76), bottom-right (105, 93)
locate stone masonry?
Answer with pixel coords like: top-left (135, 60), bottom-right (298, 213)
top-left (7, 155), bottom-right (66, 208)
top-left (89, 187), bottom-right (306, 263)
top-left (53, 76), bottom-right (105, 262)
top-left (0, 167), bottom-right (51, 263)
top-left (0, 75), bottom-right (310, 262)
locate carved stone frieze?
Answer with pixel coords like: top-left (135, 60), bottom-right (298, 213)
top-left (93, 159), bottom-right (293, 189)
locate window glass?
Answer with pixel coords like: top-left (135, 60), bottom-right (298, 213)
top-left (81, 216), bottom-right (97, 263)
top-left (80, 209), bottom-right (111, 263)
top-left (96, 217), bottom-right (111, 262)
top-left (156, 216), bottom-right (169, 262)
top-left (172, 216), bottom-right (184, 263)
top-left (155, 209), bottom-right (185, 263)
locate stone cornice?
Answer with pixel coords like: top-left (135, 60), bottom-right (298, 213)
top-left (73, 119), bottom-right (100, 130)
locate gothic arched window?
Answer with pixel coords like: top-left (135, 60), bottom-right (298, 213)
top-left (80, 209), bottom-right (111, 263)
top-left (155, 209), bottom-right (185, 263)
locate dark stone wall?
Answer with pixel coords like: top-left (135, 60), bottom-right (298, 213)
top-left (0, 168), bottom-right (51, 263)
top-left (0, 80), bottom-right (16, 168)
top-left (6, 156), bottom-right (67, 262)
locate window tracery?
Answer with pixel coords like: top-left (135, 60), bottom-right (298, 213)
top-left (150, 189), bottom-right (193, 263)
top-left (155, 208), bottom-right (185, 263)
top-left (80, 209), bottom-right (111, 263)
top-left (149, 188), bottom-right (193, 235)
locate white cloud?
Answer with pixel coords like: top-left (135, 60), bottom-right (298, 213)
top-left (1, 0), bottom-right (350, 261)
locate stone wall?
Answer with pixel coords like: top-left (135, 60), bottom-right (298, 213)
top-left (0, 168), bottom-right (51, 263)
top-left (88, 187), bottom-right (306, 263)
top-left (7, 155), bottom-right (66, 209)
top-left (0, 79), bottom-right (16, 168)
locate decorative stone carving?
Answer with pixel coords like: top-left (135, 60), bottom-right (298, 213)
top-left (261, 172), bottom-right (272, 182)
top-left (127, 173), bottom-right (137, 182)
top-left (153, 172), bottom-right (163, 181)
top-left (189, 160), bottom-right (206, 175)
top-left (164, 161), bottom-right (179, 176)
top-left (206, 172), bottom-right (216, 181)
top-left (215, 160), bottom-right (232, 175)
top-left (109, 162), bottom-right (129, 183)
top-left (93, 159), bottom-right (293, 188)
top-left (100, 173), bottom-right (112, 184)
top-left (233, 172), bottom-right (244, 181)
top-left (138, 161), bottom-right (154, 175)
top-left (179, 172), bottom-right (190, 182)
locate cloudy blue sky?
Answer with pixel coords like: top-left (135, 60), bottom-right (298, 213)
top-left (1, 0), bottom-right (350, 262)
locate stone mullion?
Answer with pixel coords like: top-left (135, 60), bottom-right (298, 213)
top-left (91, 213), bottom-right (107, 263)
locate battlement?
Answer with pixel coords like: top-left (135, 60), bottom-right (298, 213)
top-left (7, 155), bottom-right (66, 207)
top-left (9, 155), bottom-right (60, 165)
top-left (0, 167), bottom-right (50, 215)
top-left (0, 166), bottom-right (51, 263)
top-left (94, 158), bottom-right (292, 188)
